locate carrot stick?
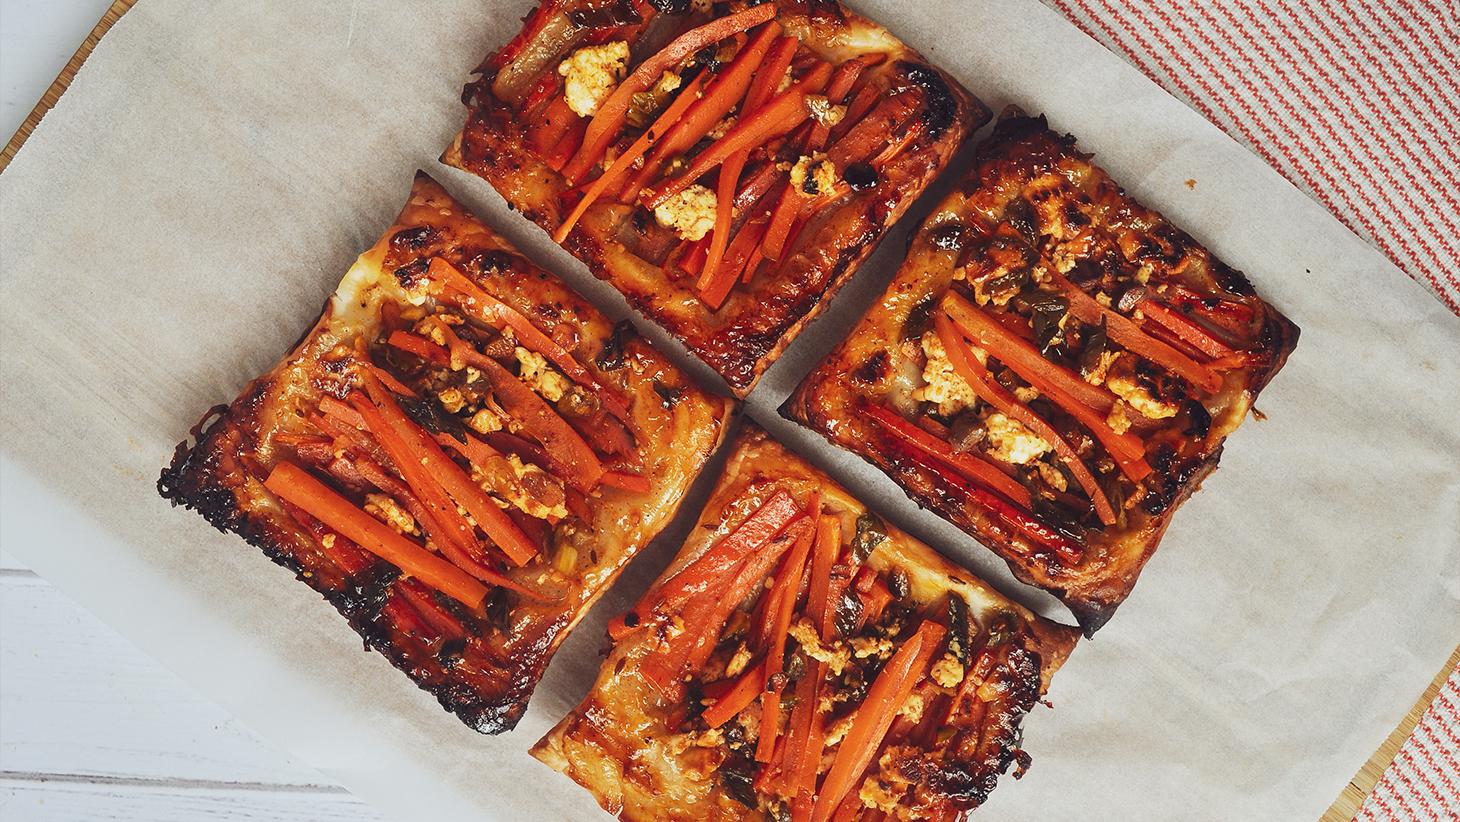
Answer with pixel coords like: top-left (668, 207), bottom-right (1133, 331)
top-left (702, 658), bottom-right (769, 728)
top-left (861, 402), bottom-right (1032, 507)
top-left (437, 333), bottom-right (605, 493)
top-left (356, 373), bottom-right (542, 565)
top-left (628, 22), bottom-right (782, 195)
top-left (643, 88), bottom-right (809, 210)
top-left (698, 209), bottom-right (766, 309)
top-left (563, 4), bottom-right (777, 183)
top-left (1140, 301), bottom-right (1237, 360)
top-left (387, 329), bottom-right (450, 366)
top-left (553, 72), bottom-right (707, 243)
top-left (610, 489), bottom-right (803, 637)
top-left (933, 313), bottom-right (1118, 526)
top-left (806, 514), bottom-right (841, 639)
top-left (811, 620), bottom-right (946, 822)
top-left (264, 462), bottom-right (488, 607)
top-left (698, 150), bottom-right (746, 293)
top-left (743, 36), bottom-right (799, 115)
top-left (426, 258), bottom-right (631, 422)
top-left (1049, 268), bottom-right (1223, 394)
top-left (882, 433), bottom-right (1083, 562)
top-left (531, 94), bottom-right (579, 153)
top-left (940, 292), bottom-right (1119, 416)
top-left (941, 295), bottom-right (1151, 480)
top-left (348, 389), bottom-right (484, 558)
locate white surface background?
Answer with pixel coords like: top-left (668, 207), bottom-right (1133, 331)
top-left (1, 2), bottom-right (1456, 822)
top-left (2, 1), bottom-right (386, 818)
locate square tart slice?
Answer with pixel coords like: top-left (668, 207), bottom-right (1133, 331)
top-left (532, 423), bottom-right (1080, 821)
top-left (784, 111), bottom-right (1300, 635)
top-left (158, 173), bottom-right (734, 733)
top-left (443, 0), bottom-right (986, 396)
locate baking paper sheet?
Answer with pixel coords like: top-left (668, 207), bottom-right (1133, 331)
top-left (2, 1), bottom-right (1457, 819)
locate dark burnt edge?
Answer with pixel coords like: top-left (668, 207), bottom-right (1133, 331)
top-left (157, 410), bottom-right (531, 734)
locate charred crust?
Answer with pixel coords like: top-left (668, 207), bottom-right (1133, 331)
top-left (897, 61), bottom-right (959, 142)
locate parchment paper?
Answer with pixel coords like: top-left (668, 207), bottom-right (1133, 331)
top-left (2, 1), bottom-right (1457, 820)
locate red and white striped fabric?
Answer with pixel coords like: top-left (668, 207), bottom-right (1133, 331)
top-left (1035, 0), bottom-right (1460, 318)
top-left (1357, 664), bottom-right (1460, 821)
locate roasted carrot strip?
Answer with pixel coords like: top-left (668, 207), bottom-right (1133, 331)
top-left (628, 22), bottom-right (782, 194)
top-left (702, 658), bottom-right (769, 728)
top-left (934, 312), bottom-right (1118, 526)
top-left (861, 402), bottom-right (1032, 507)
top-left (699, 151), bottom-right (747, 293)
top-left (753, 518), bottom-right (817, 762)
top-left (743, 35), bottom-right (799, 116)
top-left (644, 520), bottom-right (808, 698)
top-left (349, 389), bottom-right (484, 558)
top-left (426, 258), bottom-right (631, 421)
top-left (356, 373), bottom-right (542, 565)
top-left (563, 4), bottom-right (777, 183)
top-left (545, 117), bottom-right (588, 172)
top-left (1140, 301), bottom-right (1237, 360)
top-left (553, 72), bottom-right (708, 243)
top-left (810, 620), bottom-right (946, 822)
top-left (1049, 269), bottom-right (1223, 393)
top-left (885, 436), bottom-right (1083, 563)
top-left (609, 489), bottom-right (803, 637)
top-left (435, 430), bottom-right (501, 471)
top-left (699, 213), bottom-right (766, 309)
top-left (264, 462), bottom-right (488, 607)
top-left (531, 94), bottom-right (579, 154)
top-left (643, 89), bottom-right (809, 210)
top-left (806, 514), bottom-right (841, 638)
top-left (394, 579), bottom-right (469, 641)
top-left (444, 338), bottom-right (605, 493)
top-left (780, 657), bottom-right (824, 797)
top-left (941, 295), bottom-right (1151, 480)
top-left (387, 329), bottom-right (450, 366)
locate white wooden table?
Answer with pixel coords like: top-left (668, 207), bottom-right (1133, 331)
top-left (1, 3), bottom-right (385, 818)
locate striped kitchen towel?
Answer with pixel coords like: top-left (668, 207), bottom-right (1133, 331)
top-left (1036, 0), bottom-right (1460, 317)
top-left (1357, 663), bottom-right (1460, 821)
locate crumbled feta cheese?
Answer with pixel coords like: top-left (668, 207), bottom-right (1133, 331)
top-left (364, 493), bottom-right (416, 535)
top-left (436, 387), bottom-right (467, 414)
top-left (468, 406), bottom-right (504, 434)
top-left (1035, 460), bottom-right (1069, 492)
top-left (930, 653), bottom-right (965, 689)
top-left (1108, 375), bottom-right (1178, 419)
top-left (985, 412), bottom-right (1052, 465)
top-left (653, 184), bottom-right (718, 241)
top-left (788, 618), bottom-right (851, 675)
top-left (898, 691), bottom-right (925, 723)
top-left (1105, 399), bottom-right (1131, 434)
top-left (789, 154), bottom-right (837, 198)
top-left (850, 635), bottom-right (894, 659)
top-left (558, 42), bottom-right (629, 117)
top-left (706, 115), bottom-right (737, 140)
top-left (473, 454), bottom-right (568, 521)
top-left (914, 331), bottom-right (981, 417)
top-left (515, 347), bottom-right (571, 402)
top-left (724, 643), bottom-right (753, 678)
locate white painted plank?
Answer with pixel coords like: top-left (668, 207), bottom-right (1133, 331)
top-left (2, 777), bottom-right (368, 822)
top-left (1, 552), bottom-right (387, 820)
